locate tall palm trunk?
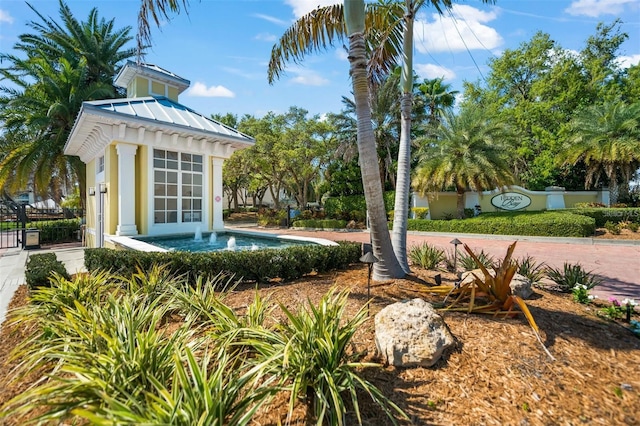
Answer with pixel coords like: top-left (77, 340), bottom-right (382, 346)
top-left (392, 0), bottom-right (414, 274)
top-left (456, 185), bottom-right (466, 219)
top-left (345, 0), bottom-right (404, 280)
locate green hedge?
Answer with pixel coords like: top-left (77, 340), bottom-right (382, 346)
top-left (85, 242), bottom-right (361, 284)
top-left (25, 252), bottom-right (70, 289)
top-left (27, 219), bottom-right (81, 244)
top-left (324, 191), bottom-right (395, 220)
top-left (565, 208), bottom-right (640, 226)
top-left (407, 211), bottom-right (596, 237)
top-left (292, 219), bottom-right (347, 229)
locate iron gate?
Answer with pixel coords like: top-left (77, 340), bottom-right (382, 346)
top-left (1, 195), bottom-right (83, 249)
top-left (0, 199), bottom-right (25, 249)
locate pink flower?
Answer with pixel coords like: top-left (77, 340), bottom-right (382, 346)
top-left (609, 297), bottom-right (620, 306)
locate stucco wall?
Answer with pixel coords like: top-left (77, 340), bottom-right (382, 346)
top-left (426, 193), bottom-right (458, 219)
top-left (565, 194), bottom-right (599, 207)
top-left (415, 186), bottom-right (606, 218)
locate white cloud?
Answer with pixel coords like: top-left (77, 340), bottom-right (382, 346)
top-left (253, 13), bottom-right (289, 26)
top-left (415, 63), bottom-right (456, 80)
top-left (335, 48), bottom-right (348, 61)
top-left (284, 0), bottom-right (339, 18)
top-left (565, 0), bottom-right (636, 17)
top-left (616, 54), bottom-right (640, 69)
top-left (255, 32), bottom-right (277, 42)
top-left (287, 67), bottom-right (330, 86)
top-left (0, 9), bottom-right (14, 24)
top-left (414, 4), bottom-right (503, 54)
top-left (188, 82), bottom-right (235, 98)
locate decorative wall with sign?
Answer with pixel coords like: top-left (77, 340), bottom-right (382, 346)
top-left (490, 192), bottom-right (532, 211)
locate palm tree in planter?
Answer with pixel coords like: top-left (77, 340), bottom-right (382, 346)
top-left (413, 106), bottom-right (515, 219)
top-left (561, 101), bottom-right (640, 204)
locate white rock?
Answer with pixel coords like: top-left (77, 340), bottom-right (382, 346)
top-left (375, 299), bottom-right (455, 368)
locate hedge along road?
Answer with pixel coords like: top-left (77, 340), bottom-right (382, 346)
top-left (235, 226), bottom-right (640, 303)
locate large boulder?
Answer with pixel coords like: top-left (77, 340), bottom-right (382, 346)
top-left (460, 269), bottom-right (533, 299)
top-left (375, 299), bottom-right (455, 368)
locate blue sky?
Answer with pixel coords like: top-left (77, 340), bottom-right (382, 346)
top-left (1, 0), bottom-right (639, 119)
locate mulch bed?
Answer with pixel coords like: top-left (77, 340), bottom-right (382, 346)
top-left (1, 266), bottom-right (639, 425)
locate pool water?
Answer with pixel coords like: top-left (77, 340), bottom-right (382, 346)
top-left (137, 232), bottom-right (313, 253)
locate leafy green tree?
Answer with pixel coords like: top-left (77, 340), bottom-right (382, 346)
top-left (0, 1), bottom-right (135, 201)
top-left (222, 150), bottom-right (249, 210)
top-left (413, 107), bottom-right (515, 218)
top-left (234, 108), bottom-right (335, 209)
top-left (462, 21), bottom-right (634, 191)
top-left (561, 101), bottom-right (640, 203)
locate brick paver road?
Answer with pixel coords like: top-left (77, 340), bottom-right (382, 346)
top-left (246, 227), bottom-right (640, 302)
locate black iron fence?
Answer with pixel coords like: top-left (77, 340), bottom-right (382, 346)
top-left (0, 200), bottom-right (83, 249)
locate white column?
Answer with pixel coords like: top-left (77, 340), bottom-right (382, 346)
top-left (115, 143), bottom-right (139, 235)
top-left (212, 157), bottom-right (224, 230)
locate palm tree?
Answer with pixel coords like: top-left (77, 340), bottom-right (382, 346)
top-left (344, 0), bottom-right (404, 279)
top-left (562, 101), bottom-right (640, 204)
top-left (268, 0), bottom-right (491, 275)
top-left (418, 77), bottom-right (459, 130)
top-left (413, 107), bottom-right (516, 218)
top-left (0, 1), bottom-right (135, 201)
top-left (338, 69), bottom-right (426, 190)
top-left (16, 1), bottom-right (135, 93)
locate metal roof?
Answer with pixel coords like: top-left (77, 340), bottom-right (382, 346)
top-left (82, 96), bottom-right (253, 142)
top-left (114, 61), bottom-right (191, 93)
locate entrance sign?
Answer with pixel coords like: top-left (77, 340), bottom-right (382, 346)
top-left (491, 192), bottom-right (531, 211)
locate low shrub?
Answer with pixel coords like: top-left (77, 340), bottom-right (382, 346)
top-left (574, 202), bottom-right (606, 208)
top-left (604, 220), bottom-right (622, 235)
top-left (257, 209), bottom-right (286, 227)
top-left (545, 263), bottom-right (602, 292)
top-left (25, 252), bottom-right (70, 289)
top-left (324, 191), bottom-right (395, 220)
top-left (629, 222), bottom-right (640, 232)
top-left (411, 207), bottom-right (429, 219)
top-left (85, 242), bottom-right (361, 284)
top-left (407, 211), bottom-right (596, 237)
top-left (571, 284), bottom-right (597, 304)
top-left (27, 219), bottom-right (82, 244)
top-left (408, 243), bottom-right (445, 269)
top-left (567, 207), bottom-right (640, 226)
top-left (291, 219), bottom-right (347, 229)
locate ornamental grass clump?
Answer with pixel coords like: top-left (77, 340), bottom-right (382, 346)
top-left (2, 268), bottom-right (405, 425)
top-left (458, 248), bottom-right (494, 271)
top-left (267, 290), bottom-right (407, 426)
top-left (408, 242), bottom-right (445, 269)
top-left (515, 255), bottom-right (546, 286)
top-left (545, 263), bottom-right (603, 292)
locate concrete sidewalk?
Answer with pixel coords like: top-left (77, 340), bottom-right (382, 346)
top-left (0, 245), bottom-right (85, 327)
